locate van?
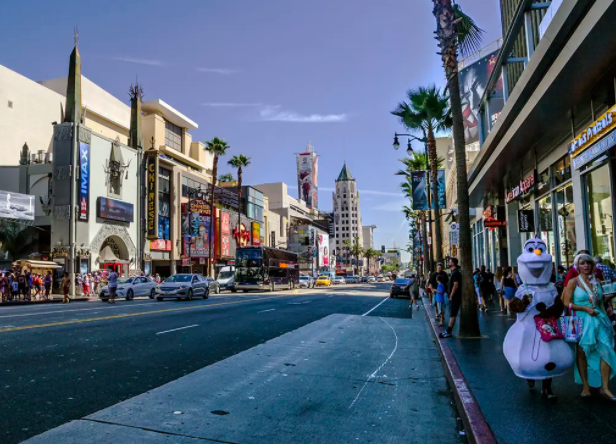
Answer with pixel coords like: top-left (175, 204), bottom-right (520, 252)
top-left (216, 266), bottom-right (236, 293)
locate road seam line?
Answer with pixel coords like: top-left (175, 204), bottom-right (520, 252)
top-left (156, 324), bottom-right (199, 335)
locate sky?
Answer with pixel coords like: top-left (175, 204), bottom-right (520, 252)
top-left (0, 0), bottom-right (502, 262)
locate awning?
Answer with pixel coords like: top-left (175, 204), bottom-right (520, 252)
top-left (14, 260), bottom-right (62, 269)
top-left (99, 245), bottom-right (120, 262)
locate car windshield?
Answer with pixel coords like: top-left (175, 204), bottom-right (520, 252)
top-left (117, 278), bottom-right (133, 284)
top-left (217, 271), bottom-right (234, 280)
top-left (300, 277), bottom-right (309, 281)
top-left (394, 279), bottom-right (409, 284)
top-left (318, 276), bottom-right (328, 279)
top-left (164, 275), bottom-right (192, 283)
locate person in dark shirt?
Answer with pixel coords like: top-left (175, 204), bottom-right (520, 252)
top-left (428, 263), bottom-right (449, 303)
top-left (440, 258), bottom-right (462, 338)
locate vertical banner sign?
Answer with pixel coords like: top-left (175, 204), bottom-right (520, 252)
top-left (182, 199), bottom-right (211, 258)
top-left (518, 209), bottom-right (535, 233)
top-left (78, 142), bottom-right (90, 221)
top-left (318, 233), bottom-right (329, 268)
top-left (312, 155), bottom-right (319, 209)
top-left (411, 171), bottom-right (428, 211)
top-left (145, 153), bottom-right (159, 240)
top-left (252, 222), bottom-right (261, 246)
top-left (221, 212), bottom-right (231, 257)
top-left (297, 153), bottom-right (314, 209)
top-left (430, 169), bottom-right (447, 209)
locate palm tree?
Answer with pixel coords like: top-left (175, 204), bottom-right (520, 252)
top-left (218, 173), bottom-right (234, 183)
top-left (341, 239), bottom-right (351, 268)
top-left (392, 86), bottom-right (451, 267)
top-left (364, 248), bottom-right (379, 276)
top-left (350, 236), bottom-right (364, 276)
top-left (227, 154), bottom-right (252, 244)
top-left (205, 137), bottom-right (231, 269)
top-left (433, 0), bottom-right (484, 337)
top-left (0, 221), bottom-right (38, 262)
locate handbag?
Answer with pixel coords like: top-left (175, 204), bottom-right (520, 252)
top-left (558, 304), bottom-right (584, 343)
top-left (534, 315), bottom-right (563, 342)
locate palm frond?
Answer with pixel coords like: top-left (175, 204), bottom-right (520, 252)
top-left (454, 3), bottom-right (485, 58)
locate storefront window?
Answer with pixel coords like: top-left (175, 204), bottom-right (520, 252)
top-left (586, 165), bottom-right (615, 264)
top-left (537, 169), bottom-right (551, 194)
top-left (538, 195), bottom-right (555, 258)
top-left (553, 156), bottom-right (572, 187)
top-left (556, 184), bottom-right (576, 268)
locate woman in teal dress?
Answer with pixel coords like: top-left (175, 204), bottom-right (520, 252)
top-left (563, 254), bottom-right (616, 400)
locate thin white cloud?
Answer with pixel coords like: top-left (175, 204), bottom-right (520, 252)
top-left (196, 68), bottom-right (237, 75)
top-left (360, 190), bottom-right (404, 197)
top-left (259, 106), bottom-right (347, 123)
top-left (202, 102), bottom-right (265, 107)
top-left (368, 199), bottom-right (410, 212)
top-left (109, 56), bottom-right (165, 66)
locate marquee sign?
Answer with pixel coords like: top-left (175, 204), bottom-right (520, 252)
top-left (145, 151), bottom-right (159, 240)
top-left (78, 142), bottom-right (90, 221)
top-left (506, 170), bottom-right (536, 204)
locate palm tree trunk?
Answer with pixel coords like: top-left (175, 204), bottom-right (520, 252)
top-left (422, 213), bottom-right (429, 278)
top-left (434, 0), bottom-right (480, 337)
top-left (208, 154), bottom-right (218, 275)
top-left (427, 126), bottom-right (443, 264)
top-left (237, 167), bottom-right (243, 245)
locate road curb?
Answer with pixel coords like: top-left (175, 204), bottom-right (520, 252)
top-left (421, 296), bottom-right (497, 444)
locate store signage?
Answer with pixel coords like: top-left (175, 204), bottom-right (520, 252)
top-left (78, 142), bottom-right (90, 221)
top-left (484, 219), bottom-right (507, 228)
top-left (145, 152), bottom-right (159, 240)
top-left (483, 205), bottom-right (495, 219)
top-left (484, 205), bottom-right (505, 230)
top-left (506, 170), bottom-right (536, 203)
top-left (182, 258), bottom-right (191, 266)
top-left (97, 197), bottom-right (134, 223)
top-left (150, 239), bottom-right (172, 251)
top-left (182, 200), bottom-right (211, 258)
top-left (187, 199), bottom-right (211, 215)
top-left (569, 104), bottom-right (616, 157)
top-left (220, 212), bottom-right (231, 257)
top-left (518, 209), bottom-right (535, 233)
top-left (252, 222), bottom-right (261, 246)
top-left (571, 129), bottom-right (616, 170)
top-left (233, 223), bottom-right (250, 246)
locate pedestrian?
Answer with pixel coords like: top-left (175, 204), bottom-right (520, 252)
top-left (61, 272), bottom-right (70, 303)
top-left (155, 273), bottom-right (161, 284)
top-left (500, 266), bottom-right (518, 313)
top-left (479, 265), bottom-right (491, 305)
top-left (11, 274), bottom-right (18, 301)
top-left (409, 274), bottom-right (420, 310)
top-left (564, 249), bottom-right (604, 286)
top-left (434, 274), bottom-right (446, 327)
top-left (473, 269), bottom-right (486, 312)
top-left (93, 272), bottom-right (101, 295)
top-left (562, 254), bottom-right (616, 400)
top-left (75, 273), bottom-right (83, 296)
top-left (44, 271), bottom-right (52, 300)
top-left (34, 273), bottom-right (43, 300)
top-left (25, 271), bottom-right (33, 301)
top-left (439, 258), bottom-right (461, 339)
top-left (595, 256), bottom-right (616, 282)
top-left (555, 265), bottom-right (566, 296)
top-left (17, 272), bottom-right (27, 301)
top-left (428, 263), bottom-right (449, 306)
top-left (83, 273), bottom-right (90, 297)
top-left (107, 269), bottom-right (118, 304)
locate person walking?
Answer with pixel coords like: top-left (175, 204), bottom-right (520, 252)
top-left (83, 273), bottom-right (91, 297)
top-left (428, 263), bottom-right (449, 306)
top-left (562, 254), bottom-right (616, 400)
top-left (500, 266), bottom-right (518, 313)
top-left (60, 272), bottom-right (71, 303)
top-left (555, 265), bottom-right (566, 296)
top-left (473, 269), bottom-right (486, 312)
top-left (439, 258), bottom-right (461, 338)
top-left (595, 256), bottom-right (616, 282)
top-left (107, 269), bottom-right (119, 304)
top-left (409, 274), bottom-right (420, 310)
top-left (43, 271), bottom-right (52, 301)
top-left (155, 273), bottom-right (162, 285)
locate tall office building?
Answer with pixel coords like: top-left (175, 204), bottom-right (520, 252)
top-left (331, 163), bottom-right (363, 270)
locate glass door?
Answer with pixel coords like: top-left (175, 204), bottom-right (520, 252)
top-left (586, 164), bottom-right (615, 264)
top-left (538, 195), bottom-right (555, 258)
top-left (555, 184), bottom-right (576, 268)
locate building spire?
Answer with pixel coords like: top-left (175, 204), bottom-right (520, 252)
top-left (63, 28), bottom-right (82, 123)
top-left (128, 82), bottom-right (144, 150)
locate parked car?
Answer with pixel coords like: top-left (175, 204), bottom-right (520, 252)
top-left (99, 276), bottom-right (157, 301)
top-left (346, 276), bottom-right (360, 284)
top-left (315, 275), bottom-right (332, 287)
top-left (361, 276), bottom-right (370, 283)
top-left (155, 274), bottom-right (210, 301)
top-left (216, 266), bottom-right (236, 292)
top-left (368, 276), bottom-right (377, 283)
top-left (333, 276), bottom-right (346, 285)
top-left (299, 276), bottom-right (314, 288)
top-left (377, 275), bottom-right (386, 282)
top-left (390, 278), bottom-right (411, 298)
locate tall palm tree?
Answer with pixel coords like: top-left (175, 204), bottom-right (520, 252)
top-left (350, 236), bottom-right (364, 276)
top-left (433, 0), bottom-right (484, 337)
top-left (341, 239), bottom-right (351, 268)
top-left (364, 248), bottom-right (379, 276)
top-left (392, 85), bottom-right (451, 267)
top-left (227, 154), bottom-right (252, 244)
top-left (218, 173), bottom-right (234, 183)
top-left (205, 137), bottom-right (231, 269)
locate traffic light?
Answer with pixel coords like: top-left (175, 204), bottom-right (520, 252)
top-left (381, 245), bottom-right (385, 253)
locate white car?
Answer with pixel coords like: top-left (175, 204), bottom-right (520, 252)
top-left (99, 276), bottom-right (157, 301)
top-left (346, 276), bottom-right (360, 284)
top-left (377, 275), bottom-right (386, 282)
top-left (333, 276), bottom-right (346, 285)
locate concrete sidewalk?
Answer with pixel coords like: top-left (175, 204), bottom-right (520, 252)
top-left (24, 312), bottom-right (462, 444)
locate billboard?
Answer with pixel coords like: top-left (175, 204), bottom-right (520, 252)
top-left (431, 169), bottom-right (446, 209)
top-left (252, 222), bottom-right (261, 246)
top-left (182, 199), bottom-right (211, 258)
top-left (459, 51), bottom-right (504, 146)
top-left (220, 212), bottom-right (231, 257)
top-left (78, 142), bottom-right (90, 222)
top-left (297, 153), bottom-right (316, 209)
top-left (312, 155), bottom-right (319, 209)
top-left (411, 171), bottom-right (428, 211)
top-left (145, 152), bottom-right (159, 239)
top-left (97, 197), bottom-right (134, 223)
top-left (0, 190), bottom-right (35, 221)
top-left (318, 233), bottom-right (329, 268)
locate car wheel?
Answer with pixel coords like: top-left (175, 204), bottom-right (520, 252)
top-left (149, 289), bottom-right (156, 299)
top-left (186, 289), bottom-right (193, 301)
top-left (231, 288), bottom-right (237, 293)
top-left (126, 290), bottom-right (134, 301)
top-left (204, 288), bottom-right (209, 299)
top-left (156, 297), bottom-right (163, 301)
top-left (101, 298), bottom-right (109, 303)
top-left (390, 293), bottom-right (395, 298)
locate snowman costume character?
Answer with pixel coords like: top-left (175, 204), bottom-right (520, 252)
top-left (503, 239), bottom-right (574, 397)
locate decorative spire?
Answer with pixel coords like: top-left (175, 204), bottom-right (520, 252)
top-left (63, 28), bottom-right (82, 123)
top-left (128, 82), bottom-right (144, 150)
top-left (336, 163), bottom-right (354, 182)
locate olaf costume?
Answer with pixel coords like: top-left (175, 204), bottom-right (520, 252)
top-left (503, 239), bottom-right (574, 380)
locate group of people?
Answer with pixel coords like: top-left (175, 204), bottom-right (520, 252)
top-left (423, 258), bottom-right (462, 338)
top-left (472, 265), bottom-right (522, 313)
top-left (0, 270), bottom-right (53, 302)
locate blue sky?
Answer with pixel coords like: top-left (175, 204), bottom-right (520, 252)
top-left (0, 0), bottom-right (501, 261)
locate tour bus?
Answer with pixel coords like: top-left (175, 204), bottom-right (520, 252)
top-left (235, 246), bottom-right (300, 292)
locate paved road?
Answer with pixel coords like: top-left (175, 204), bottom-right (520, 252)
top-left (1, 283), bottom-right (425, 444)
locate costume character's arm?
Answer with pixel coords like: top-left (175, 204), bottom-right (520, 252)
top-left (509, 294), bottom-right (531, 313)
top-left (537, 295), bottom-right (565, 319)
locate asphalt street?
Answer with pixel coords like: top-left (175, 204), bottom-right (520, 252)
top-left (0, 283), bottom-right (453, 444)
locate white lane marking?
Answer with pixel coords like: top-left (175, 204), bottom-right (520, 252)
top-left (0, 303), bottom-right (161, 319)
top-left (362, 297), bottom-right (389, 316)
top-left (257, 309), bottom-right (276, 313)
top-left (156, 324), bottom-right (199, 335)
top-left (349, 317), bottom-right (399, 409)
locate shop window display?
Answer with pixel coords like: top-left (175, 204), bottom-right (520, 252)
top-left (586, 165), bottom-right (615, 264)
top-left (553, 156), bottom-right (572, 187)
top-left (556, 184), bottom-right (576, 268)
top-left (538, 195), bottom-right (555, 258)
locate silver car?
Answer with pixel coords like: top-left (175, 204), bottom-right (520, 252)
top-left (99, 276), bottom-right (157, 301)
top-left (333, 276), bottom-right (346, 285)
top-left (155, 274), bottom-right (210, 301)
top-left (299, 276), bottom-right (314, 288)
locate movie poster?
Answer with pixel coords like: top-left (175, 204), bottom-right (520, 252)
top-left (297, 153), bottom-right (315, 209)
top-left (411, 171), bottom-right (428, 211)
top-left (182, 199), bottom-right (211, 258)
top-left (318, 233), bottom-right (329, 268)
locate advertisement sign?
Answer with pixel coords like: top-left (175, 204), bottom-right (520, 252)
top-left (97, 197), bottom-right (134, 223)
top-left (411, 171), bottom-right (428, 211)
top-left (150, 239), bottom-right (172, 251)
top-left (450, 223), bottom-right (459, 246)
top-left (252, 222), bottom-right (261, 246)
top-left (297, 153), bottom-right (316, 209)
top-left (145, 152), bottom-right (159, 239)
top-left (233, 223), bottom-right (250, 247)
top-left (569, 104), bottom-right (616, 157)
top-left (506, 170), bottom-right (536, 203)
top-left (318, 233), bottom-right (329, 268)
top-left (312, 155), bottom-right (319, 209)
top-left (518, 209), bottom-right (535, 233)
top-left (0, 190), bottom-right (34, 221)
top-left (78, 142), bottom-right (90, 221)
top-left (181, 199), bottom-right (211, 258)
top-left (431, 169), bottom-right (446, 209)
top-left (220, 212), bottom-right (231, 257)
top-left (459, 50), bottom-right (504, 145)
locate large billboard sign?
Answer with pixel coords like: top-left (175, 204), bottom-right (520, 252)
top-left (318, 233), bottom-right (329, 268)
top-left (97, 197), bottom-right (134, 223)
top-left (78, 142), bottom-right (90, 222)
top-left (182, 199), bottom-right (211, 258)
top-left (145, 152), bottom-right (159, 240)
top-left (220, 211), bottom-right (231, 257)
top-left (297, 153), bottom-right (317, 209)
top-left (459, 51), bottom-right (504, 146)
top-left (0, 191), bottom-right (35, 221)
